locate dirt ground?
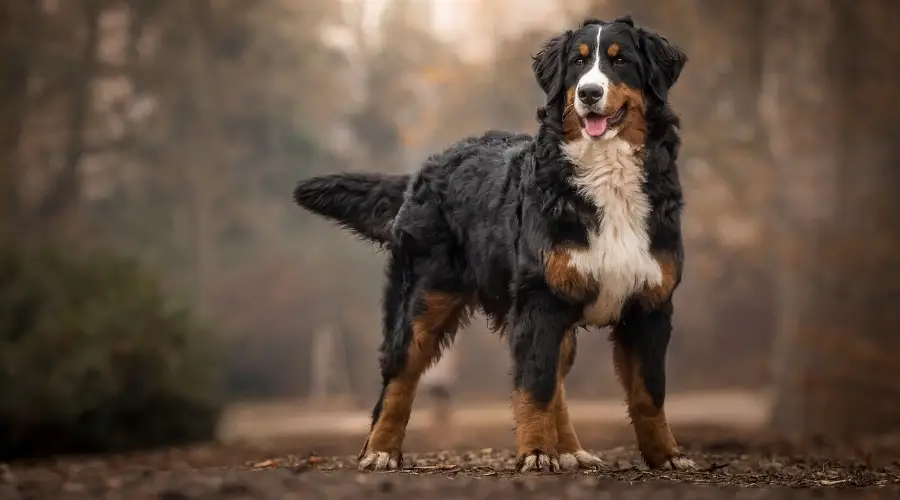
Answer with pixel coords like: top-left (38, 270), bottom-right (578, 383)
top-left (4, 391), bottom-right (900, 499)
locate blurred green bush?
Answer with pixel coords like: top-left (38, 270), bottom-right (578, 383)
top-left (0, 245), bottom-right (223, 460)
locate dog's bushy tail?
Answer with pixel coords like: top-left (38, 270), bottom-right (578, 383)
top-left (293, 173), bottom-right (409, 245)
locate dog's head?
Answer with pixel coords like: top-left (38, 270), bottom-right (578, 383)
top-left (532, 15), bottom-right (686, 145)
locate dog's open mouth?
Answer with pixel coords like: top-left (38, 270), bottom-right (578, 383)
top-left (580, 105), bottom-right (627, 138)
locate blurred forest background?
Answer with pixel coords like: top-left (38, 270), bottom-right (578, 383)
top-left (2, 0), bottom-right (899, 459)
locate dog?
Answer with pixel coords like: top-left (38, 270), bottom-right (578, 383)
top-left (294, 15), bottom-right (691, 473)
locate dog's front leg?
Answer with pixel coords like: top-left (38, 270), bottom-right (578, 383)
top-left (509, 284), bottom-right (578, 472)
top-left (611, 301), bottom-right (695, 470)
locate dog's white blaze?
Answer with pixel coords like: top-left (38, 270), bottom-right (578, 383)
top-left (561, 136), bottom-right (662, 327)
top-left (574, 26), bottom-right (610, 117)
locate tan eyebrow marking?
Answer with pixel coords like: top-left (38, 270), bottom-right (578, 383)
top-left (578, 43), bottom-right (589, 57)
top-left (607, 43), bottom-right (620, 57)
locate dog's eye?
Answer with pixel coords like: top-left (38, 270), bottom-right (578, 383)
top-left (574, 59), bottom-right (585, 67)
top-left (613, 57), bottom-right (626, 66)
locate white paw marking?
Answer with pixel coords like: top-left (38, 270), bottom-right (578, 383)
top-left (358, 451), bottom-right (399, 471)
top-left (558, 453), bottom-right (578, 471)
top-left (559, 450), bottom-right (604, 470)
top-left (664, 455), bottom-right (697, 471)
top-left (519, 453), bottom-right (560, 472)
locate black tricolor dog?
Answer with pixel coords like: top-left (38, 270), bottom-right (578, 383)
top-left (294, 16), bottom-right (690, 472)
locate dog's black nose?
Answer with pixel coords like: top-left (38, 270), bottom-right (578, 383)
top-left (577, 84), bottom-right (604, 105)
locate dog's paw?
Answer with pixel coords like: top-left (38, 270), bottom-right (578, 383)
top-left (558, 449), bottom-right (604, 471)
top-left (518, 451), bottom-right (560, 473)
top-left (358, 450), bottom-right (402, 471)
top-left (660, 454), bottom-right (696, 471)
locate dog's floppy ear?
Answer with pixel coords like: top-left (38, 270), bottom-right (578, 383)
top-left (531, 30), bottom-right (572, 98)
top-left (638, 27), bottom-right (687, 103)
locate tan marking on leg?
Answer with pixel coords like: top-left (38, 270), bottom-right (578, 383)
top-left (418, 292), bottom-right (472, 334)
top-left (554, 332), bottom-right (581, 454)
top-left (555, 332), bottom-right (604, 470)
top-left (513, 389), bottom-right (558, 468)
top-left (362, 292), bottom-right (470, 464)
top-left (363, 320), bottom-right (435, 455)
top-left (554, 383), bottom-right (581, 453)
top-left (640, 251), bottom-right (679, 309)
top-left (612, 339), bottom-right (686, 469)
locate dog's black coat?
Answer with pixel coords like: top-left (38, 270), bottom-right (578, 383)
top-left (294, 15), bottom-right (687, 468)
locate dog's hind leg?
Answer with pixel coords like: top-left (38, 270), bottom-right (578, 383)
top-left (358, 246), bottom-right (470, 471)
top-left (509, 286), bottom-right (580, 473)
top-left (611, 301), bottom-right (695, 471)
top-left (554, 331), bottom-right (604, 470)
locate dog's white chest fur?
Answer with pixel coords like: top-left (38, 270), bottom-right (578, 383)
top-left (561, 137), bottom-right (662, 327)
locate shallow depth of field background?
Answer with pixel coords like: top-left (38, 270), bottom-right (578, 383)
top-left (2, 0), bottom-right (899, 460)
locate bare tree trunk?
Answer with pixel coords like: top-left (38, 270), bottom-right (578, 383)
top-left (186, 0), bottom-right (222, 315)
top-left (37, 0), bottom-right (102, 238)
top-left (766, 0), bottom-right (900, 436)
top-left (0, 1), bottom-right (40, 239)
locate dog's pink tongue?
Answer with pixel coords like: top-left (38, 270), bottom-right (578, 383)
top-left (584, 116), bottom-right (608, 137)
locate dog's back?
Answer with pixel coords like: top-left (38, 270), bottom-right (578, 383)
top-left (293, 130), bottom-right (530, 249)
top-left (392, 130), bottom-right (533, 313)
